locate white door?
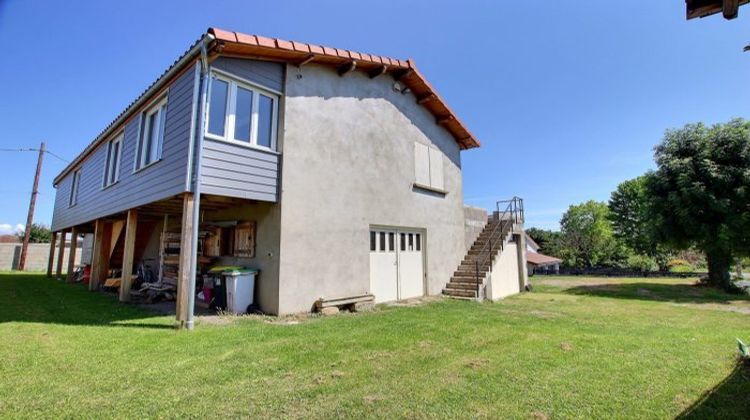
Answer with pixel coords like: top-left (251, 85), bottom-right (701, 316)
top-left (369, 228), bottom-right (425, 303)
top-left (369, 230), bottom-right (398, 303)
top-left (398, 231), bottom-right (424, 300)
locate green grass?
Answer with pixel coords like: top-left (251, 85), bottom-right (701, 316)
top-left (1, 273), bottom-right (749, 418)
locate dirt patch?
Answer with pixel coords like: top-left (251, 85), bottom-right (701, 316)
top-left (560, 342), bottom-right (574, 352)
top-left (385, 295), bottom-right (443, 307)
top-left (464, 358), bottom-right (489, 370)
top-left (363, 395), bottom-right (383, 405)
top-left (531, 411), bottom-right (549, 420)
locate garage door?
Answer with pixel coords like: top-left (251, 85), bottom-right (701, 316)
top-left (369, 228), bottom-right (425, 303)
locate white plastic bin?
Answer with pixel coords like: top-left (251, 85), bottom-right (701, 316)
top-left (223, 268), bottom-right (258, 314)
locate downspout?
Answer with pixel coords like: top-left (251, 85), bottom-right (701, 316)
top-left (185, 35), bottom-right (212, 330)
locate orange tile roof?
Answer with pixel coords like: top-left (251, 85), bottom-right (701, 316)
top-left (207, 28), bottom-right (479, 150)
top-left (526, 251), bottom-right (562, 266)
top-left (55, 29), bottom-right (479, 184)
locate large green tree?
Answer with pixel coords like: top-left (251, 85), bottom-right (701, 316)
top-left (560, 201), bottom-right (622, 268)
top-left (646, 119), bottom-right (750, 290)
top-left (608, 176), bottom-right (670, 270)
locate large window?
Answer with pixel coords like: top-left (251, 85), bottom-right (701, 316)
top-left (136, 97), bottom-right (167, 170)
top-left (103, 134), bottom-right (123, 188)
top-left (69, 169), bottom-right (81, 207)
top-left (206, 72), bottom-right (278, 150)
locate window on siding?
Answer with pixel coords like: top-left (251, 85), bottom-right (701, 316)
top-left (103, 134), bottom-right (123, 187)
top-left (206, 72), bottom-right (279, 151)
top-left (69, 169), bottom-right (81, 207)
top-left (136, 97), bottom-right (167, 170)
top-left (414, 142), bottom-right (444, 191)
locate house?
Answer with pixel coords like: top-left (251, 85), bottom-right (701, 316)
top-left (525, 233), bottom-right (562, 275)
top-left (49, 28), bottom-right (527, 328)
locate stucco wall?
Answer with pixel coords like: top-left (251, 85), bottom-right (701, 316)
top-left (464, 205), bottom-right (488, 251)
top-left (276, 64), bottom-right (466, 314)
top-left (486, 239), bottom-right (520, 300)
top-left (0, 243), bottom-right (81, 272)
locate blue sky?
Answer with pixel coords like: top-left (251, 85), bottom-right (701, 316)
top-left (0, 1), bottom-right (748, 233)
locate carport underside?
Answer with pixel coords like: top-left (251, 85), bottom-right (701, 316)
top-left (47, 193), bottom-right (271, 325)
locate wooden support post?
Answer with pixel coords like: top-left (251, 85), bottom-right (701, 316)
top-left (175, 193), bottom-right (195, 328)
top-left (46, 231), bottom-right (57, 278)
top-left (89, 219), bottom-right (110, 291)
top-left (66, 228), bottom-right (79, 283)
top-left (119, 210), bottom-right (138, 302)
top-left (55, 230), bottom-right (67, 279)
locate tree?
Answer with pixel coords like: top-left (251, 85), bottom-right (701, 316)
top-left (560, 201), bottom-right (623, 268)
top-left (646, 119), bottom-right (750, 290)
top-left (608, 176), bottom-right (671, 270)
top-left (525, 227), bottom-right (565, 259)
top-left (17, 223), bottom-right (51, 243)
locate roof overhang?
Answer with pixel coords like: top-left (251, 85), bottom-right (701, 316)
top-left (686, 0), bottom-right (749, 19)
top-left (207, 28), bottom-right (480, 151)
top-left (54, 28), bottom-right (480, 185)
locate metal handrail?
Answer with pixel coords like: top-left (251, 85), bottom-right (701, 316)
top-left (474, 197), bottom-right (524, 296)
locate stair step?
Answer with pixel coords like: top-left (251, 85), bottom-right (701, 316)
top-left (442, 288), bottom-right (478, 298)
top-left (446, 282), bottom-right (481, 290)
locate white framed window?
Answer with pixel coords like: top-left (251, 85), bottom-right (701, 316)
top-left (69, 169), bottom-right (81, 207)
top-left (135, 96), bottom-right (168, 171)
top-left (414, 142), bottom-right (444, 191)
top-left (103, 134), bottom-right (123, 188)
top-left (206, 71), bottom-right (279, 151)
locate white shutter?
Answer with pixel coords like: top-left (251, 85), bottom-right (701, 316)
top-left (414, 142), bottom-right (430, 186)
top-left (428, 147), bottom-right (444, 190)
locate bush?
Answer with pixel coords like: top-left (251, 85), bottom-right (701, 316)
top-left (625, 254), bottom-right (658, 272)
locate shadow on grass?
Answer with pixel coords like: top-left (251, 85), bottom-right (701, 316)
top-left (563, 282), bottom-right (750, 306)
top-left (0, 273), bottom-right (173, 329)
top-left (678, 360), bottom-right (750, 419)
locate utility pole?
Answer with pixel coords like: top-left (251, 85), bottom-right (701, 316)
top-left (18, 142), bottom-right (45, 271)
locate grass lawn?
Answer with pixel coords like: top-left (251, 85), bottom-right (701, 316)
top-left (1, 273), bottom-right (749, 418)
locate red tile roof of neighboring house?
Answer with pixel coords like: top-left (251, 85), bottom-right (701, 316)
top-left (526, 251), bottom-right (562, 266)
top-left (54, 28), bottom-right (479, 184)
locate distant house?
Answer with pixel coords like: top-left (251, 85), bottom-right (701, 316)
top-left (49, 28), bottom-right (527, 328)
top-left (525, 233), bottom-right (561, 275)
top-left (0, 235), bottom-right (20, 243)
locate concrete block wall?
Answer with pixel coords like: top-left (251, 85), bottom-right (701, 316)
top-left (0, 243), bottom-right (81, 272)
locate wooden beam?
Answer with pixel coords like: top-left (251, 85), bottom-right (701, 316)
top-left (66, 228), bottom-right (79, 283)
top-left (55, 230), bottom-right (67, 279)
top-left (337, 60), bottom-right (357, 76)
top-left (368, 65), bottom-right (387, 79)
top-left (437, 115), bottom-right (455, 126)
top-left (392, 69), bottom-right (414, 81)
top-left (724, 0), bottom-right (740, 18)
top-left (89, 219), bottom-right (110, 291)
top-left (417, 94), bottom-right (437, 105)
top-left (175, 193), bottom-right (196, 328)
top-left (46, 232), bottom-right (57, 278)
top-left (119, 210), bottom-right (138, 302)
top-left (297, 54), bottom-right (315, 67)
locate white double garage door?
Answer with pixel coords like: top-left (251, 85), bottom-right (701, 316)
top-left (369, 228), bottom-right (425, 303)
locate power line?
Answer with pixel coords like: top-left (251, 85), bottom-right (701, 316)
top-left (0, 147), bottom-right (69, 163)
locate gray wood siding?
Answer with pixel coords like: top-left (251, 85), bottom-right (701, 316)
top-left (198, 58), bottom-right (284, 202)
top-left (200, 139), bottom-right (279, 202)
top-left (211, 57), bottom-right (284, 92)
top-left (51, 65), bottom-right (198, 231)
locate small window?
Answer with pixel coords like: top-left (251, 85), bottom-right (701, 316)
top-left (414, 142), bottom-right (445, 192)
top-left (379, 232), bottom-right (386, 252)
top-left (136, 97), bottom-right (167, 170)
top-left (408, 234), bottom-right (414, 251)
top-left (370, 231), bottom-right (376, 251)
top-left (400, 233), bottom-right (406, 251)
top-left (388, 232), bottom-right (395, 252)
top-left (415, 234), bottom-right (421, 251)
top-left (69, 169), bottom-right (81, 207)
top-left (103, 134), bottom-right (123, 187)
top-left (206, 73), bottom-right (278, 150)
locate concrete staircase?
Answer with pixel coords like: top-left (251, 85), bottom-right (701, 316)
top-left (443, 216), bottom-right (515, 300)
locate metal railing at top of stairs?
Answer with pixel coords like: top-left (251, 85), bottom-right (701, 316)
top-left (474, 197), bottom-right (525, 297)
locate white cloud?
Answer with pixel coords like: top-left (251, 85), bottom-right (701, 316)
top-left (0, 224), bottom-right (24, 235)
